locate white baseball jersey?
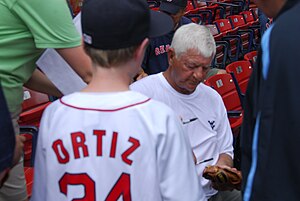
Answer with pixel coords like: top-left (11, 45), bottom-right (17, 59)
top-left (31, 91), bottom-right (205, 201)
top-left (130, 73), bottom-right (234, 198)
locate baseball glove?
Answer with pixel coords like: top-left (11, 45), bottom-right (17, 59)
top-left (202, 165), bottom-right (242, 191)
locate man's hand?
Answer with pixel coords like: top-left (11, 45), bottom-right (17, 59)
top-left (203, 165), bottom-right (242, 191)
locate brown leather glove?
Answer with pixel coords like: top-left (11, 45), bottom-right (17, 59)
top-left (203, 165), bottom-right (242, 191)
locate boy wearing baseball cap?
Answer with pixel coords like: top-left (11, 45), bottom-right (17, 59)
top-left (31, 0), bottom-right (206, 200)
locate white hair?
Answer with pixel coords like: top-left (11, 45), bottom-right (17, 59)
top-left (171, 23), bottom-right (216, 59)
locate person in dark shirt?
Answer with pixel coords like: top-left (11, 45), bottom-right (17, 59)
top-left (142, 0), bottom-right (192, 75)
top-left (0, 85), bottom-right (24, 187)
top-left (241, 0), bottom-right (300, 200)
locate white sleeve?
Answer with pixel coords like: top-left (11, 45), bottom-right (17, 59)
top-left (157, 113), bottom-right (206, 201)
top-left (216, 98), bottom-right (234, 158)
top-left (31, 107), bottom-right (51, 201)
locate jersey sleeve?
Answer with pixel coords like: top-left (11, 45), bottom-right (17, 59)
top-left (12, 0), bottom-right (81, 48)
top-left (31, 105), bottom-right (53, 200)
top-left (157, 111), bottom-right (206, 201)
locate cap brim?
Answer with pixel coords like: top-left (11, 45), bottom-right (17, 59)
top-left (148, 10), bottom-right (174, 38)
top-left (159, 2), bottom-right (181, 15)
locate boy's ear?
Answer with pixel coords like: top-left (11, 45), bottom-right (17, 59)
top-left (135, 38), bottom-right (149, 60)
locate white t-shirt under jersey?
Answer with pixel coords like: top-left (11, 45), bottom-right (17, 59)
top-left (31, 91), bottom-right (206, 201)
top-left (130, 73), bottom-right (234, 198)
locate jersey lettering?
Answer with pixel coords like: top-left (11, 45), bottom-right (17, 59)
top-left (52, 139), bottom-right (70, 164)
top-left (106, 173), bottom-right (131, 201)
top-left (154, 44), bottom-right (170, 56)
top-left (71, 132), bottom-right (89, 159)
top-left (59, 173), bottom-right (131, 201)
top-left (166, 44), bottom-right (170, 52)
top-left (121, 137), bottom-right (140, 165)
top-left (59, 173), bottom-right (95, 201)
top-left (159, 45), bottom-right (165, 54)
top-left (93, 130), bottom-right (106, 156)
top-left (52, 131), bottom-right (140, 165)
top-left (110, 132), bottom-right (118, 158)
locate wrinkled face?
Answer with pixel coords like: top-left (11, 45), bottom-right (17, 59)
top-left (167, 48), bottom-right (213, 94)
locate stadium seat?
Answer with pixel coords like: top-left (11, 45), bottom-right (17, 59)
top-left (185, 8), bottom-right (213, 24)
top-left (21, 126), bottom-right (38, 167)
top-left (19, 88), bottom-right (52, 127)
top-left (21, 125), bottom-right (38, 199)
top-left (225, 60), bottom-right (252, 94)
top-left (227, 15), bottom-right (255, 52)
top-left (24, 167), bottom-right (34, 199)
top-left (244, 50), bottom-right (258, 67)
top-left (206, 24), bottom-right (229, 69)
top-left (204, 73), bottom-right (243, 137)
top-left (214, 19), bottom-right (242, 61)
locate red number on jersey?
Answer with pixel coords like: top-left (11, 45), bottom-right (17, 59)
top-left (59, 173), bottom-right (131, 201)
top-left (106, 173), bottom-right (131, 201)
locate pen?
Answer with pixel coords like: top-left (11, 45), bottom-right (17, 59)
top-left (182, 117), bottom-right (198, 124)
top-left (196, 157), bottom-right (213, 165)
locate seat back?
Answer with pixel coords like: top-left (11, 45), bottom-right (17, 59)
top-left (21, 126), bottom-right (39, 167)
top-left (19, 88), bottom-right (51, 126)
top-left (21, 125), bottom-right (38, 199)
top-left (204, 73), bottom-right (242, 112)
top-left (206, 24), bottom-right (229, 68)
top-left (226, 60), bottom-right (252, 94)
top-left (214, 19), bottom-right (233, 33)
top-left (240, 10), bottom-right (256, 23)
top-left (244, 50), bottom-right (258, 65)
top-left (185, 8), bottom-right (213, 24)
top-left (227, 15), bottom-right (248, 29)
top-left (206, 24), bottom-right (220, 36)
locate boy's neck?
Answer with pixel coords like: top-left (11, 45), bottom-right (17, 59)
top-left (81, 64), bottom-right (134, 93)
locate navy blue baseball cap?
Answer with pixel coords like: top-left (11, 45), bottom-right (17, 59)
top-left (81, 0), bottom-right (173, 50)
top-left (160, 0), bottom-right (188, 14)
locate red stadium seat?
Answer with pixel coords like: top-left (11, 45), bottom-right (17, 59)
top-left (227, 15), bottom-right (254, 52)
top-left (214, 19), bottom-right (242, 61)
top-left (19, 88), bottom-right (51, 127)
top-left (21, 125), bottom-right (38, 199)
top-left (21, 126), bottom-right (38, 167)
top-left (226, 60), bottom-right (253, 94)
top-left (244, 50), bottom-right (258, 67)
top-left (204, 73), bottom-right (243, 137)
top-left (206, 24), bottom-right (229, 69)
top-left (24, 167), bottom-right (34, 199)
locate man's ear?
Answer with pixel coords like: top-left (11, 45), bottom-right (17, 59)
top-left (168, 47), bottom-right (176, 64)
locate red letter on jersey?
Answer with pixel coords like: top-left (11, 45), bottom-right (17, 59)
top-left (121, 137), bottom-right (140, 165)
top-left (110, 132), bottom-right (118, 158)
top-left (71, 132), bottom-right (89, 159)
top-left (93, 130), bottom-right (106, 156)
top-left (52, 139), bottom-right (70, 164)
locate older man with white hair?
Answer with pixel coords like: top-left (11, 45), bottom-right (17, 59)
top-left (131, 23), bottom-right (241, 201)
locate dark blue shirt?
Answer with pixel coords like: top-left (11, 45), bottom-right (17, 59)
top-left (0, 85), bottom-right (15, 172)
top-left (142, 16), bottom-right (192, 75)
